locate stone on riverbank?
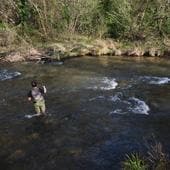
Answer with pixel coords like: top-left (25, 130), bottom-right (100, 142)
top-left (126, 47), bottom-right (144, 57)
top-left (90, 39), bottom-right (116, 56)
top-left (148, 48), bottom-right (162, 57)
top-left (3, 52), bottom-right (25, 62)
top-left (25, 48), bottom-right (43, 61)
top-left (1, 39), bottom-right (170, 63)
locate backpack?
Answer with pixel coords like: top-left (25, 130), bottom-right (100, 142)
top-left (31, 87), bottom-right (44, 101)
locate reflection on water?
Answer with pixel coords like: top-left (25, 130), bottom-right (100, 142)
top-left (0, 56), bottom-right (170, 170)
top-left (98, 56), bottom-right (110, 67)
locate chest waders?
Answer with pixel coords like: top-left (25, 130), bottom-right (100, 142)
top-left (31, 87), bottom-right (46, 115)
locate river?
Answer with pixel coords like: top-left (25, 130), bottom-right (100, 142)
top-left (0, 56), bottom-right (170, 170)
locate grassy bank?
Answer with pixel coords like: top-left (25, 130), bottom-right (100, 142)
top-left (0, 35), bottom-right (170, 63)
top-left (0, 0), bottom-right (170, 62)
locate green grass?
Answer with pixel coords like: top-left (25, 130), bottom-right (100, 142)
top-left (122, 153), bottom-right (147, 170)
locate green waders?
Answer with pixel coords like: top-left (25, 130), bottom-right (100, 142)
top-left (34, 99), bottom-right (46, 115)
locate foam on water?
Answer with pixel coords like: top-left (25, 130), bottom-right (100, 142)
top-left (140, 76), bottom-right (170, 85)
top-left (87, 77), bottom-right (118, 90)
top-left (100, 77), bottom-right (118, 90)
top-left (89, 92), bottom-right (150, 115)
top-left (128, 97), bottom-right (150, 115)
top-left (0, 69), bottom-right (21, 81)
top-left (109, 92), bottom-right (122, 102)
top-left (108, 94), bottom-right (150, 115)
top-left (109, 109), bottom-right (124, 115)
top-left (89, 96), bottom-right (105, 101)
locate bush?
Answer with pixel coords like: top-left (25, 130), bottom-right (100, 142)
top-left (0, 0), bottom-right (169, 44)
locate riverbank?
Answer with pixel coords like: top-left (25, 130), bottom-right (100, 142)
top-left (0, 37), bottom-right (170, 63)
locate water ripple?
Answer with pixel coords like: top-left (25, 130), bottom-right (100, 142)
top-left (140, 76), bottom-right (170, 85)
top-left (87, 77), bottom-right (118, 90)
top-left (0, 69), bottom-right (21, 81)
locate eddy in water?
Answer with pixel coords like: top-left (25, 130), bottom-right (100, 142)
top-left (27, 80), bottom-right (47, 117)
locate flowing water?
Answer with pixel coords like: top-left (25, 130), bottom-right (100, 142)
top-left (0, 56), bottom-right (170, 170)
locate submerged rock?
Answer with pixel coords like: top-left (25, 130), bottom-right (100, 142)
top-left (68, 148), bottom-right (82, 156)
top-left (8, 149), bottom-right (25, 162)
top-left (29, 133), bottom-right (40, 140)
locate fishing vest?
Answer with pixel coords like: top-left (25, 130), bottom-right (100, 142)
top-left (31, 87), bottom-right (44, 102)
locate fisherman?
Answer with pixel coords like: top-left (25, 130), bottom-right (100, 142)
top-left (27, 80), bottom-right (47, 116)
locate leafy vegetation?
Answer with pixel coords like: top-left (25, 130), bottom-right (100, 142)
top-left (0, 0), bottom-right (169, 46)
top-left (122, 141), bottom-right (170, 170)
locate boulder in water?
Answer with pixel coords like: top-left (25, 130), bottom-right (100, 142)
top-left (8, 149), bottom-right (25, 162)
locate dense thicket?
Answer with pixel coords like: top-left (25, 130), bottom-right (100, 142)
top-left (0, 0), bottom-right (169, 43)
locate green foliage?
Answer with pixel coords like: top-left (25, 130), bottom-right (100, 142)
top-left (0, 0), bottom-right (169, 43)
top-left (122, 153), bottom-right (147, 170)
top-left (98, 0), bottom-right (170, 39)
top-left (162, 13), bottom-right (170, 35)
top-left (0, 22), bottom-right (6, 31)
top-left (17, 0), bottom-right (31, 25)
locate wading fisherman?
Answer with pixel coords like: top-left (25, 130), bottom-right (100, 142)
top-left (27, 80), bottom-right (47, 116)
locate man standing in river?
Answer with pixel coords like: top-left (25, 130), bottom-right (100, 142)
top-left (27, 80), bottom-right (47, 116)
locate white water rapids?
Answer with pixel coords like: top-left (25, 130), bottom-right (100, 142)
top-left (1, 69), bottom-right (169, 116)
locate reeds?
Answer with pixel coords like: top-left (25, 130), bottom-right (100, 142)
top-left (122, 141), bottom-right (170, 170)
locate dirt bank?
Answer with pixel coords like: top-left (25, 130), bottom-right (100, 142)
top-left (0, 39), bottom-right (170, 63)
